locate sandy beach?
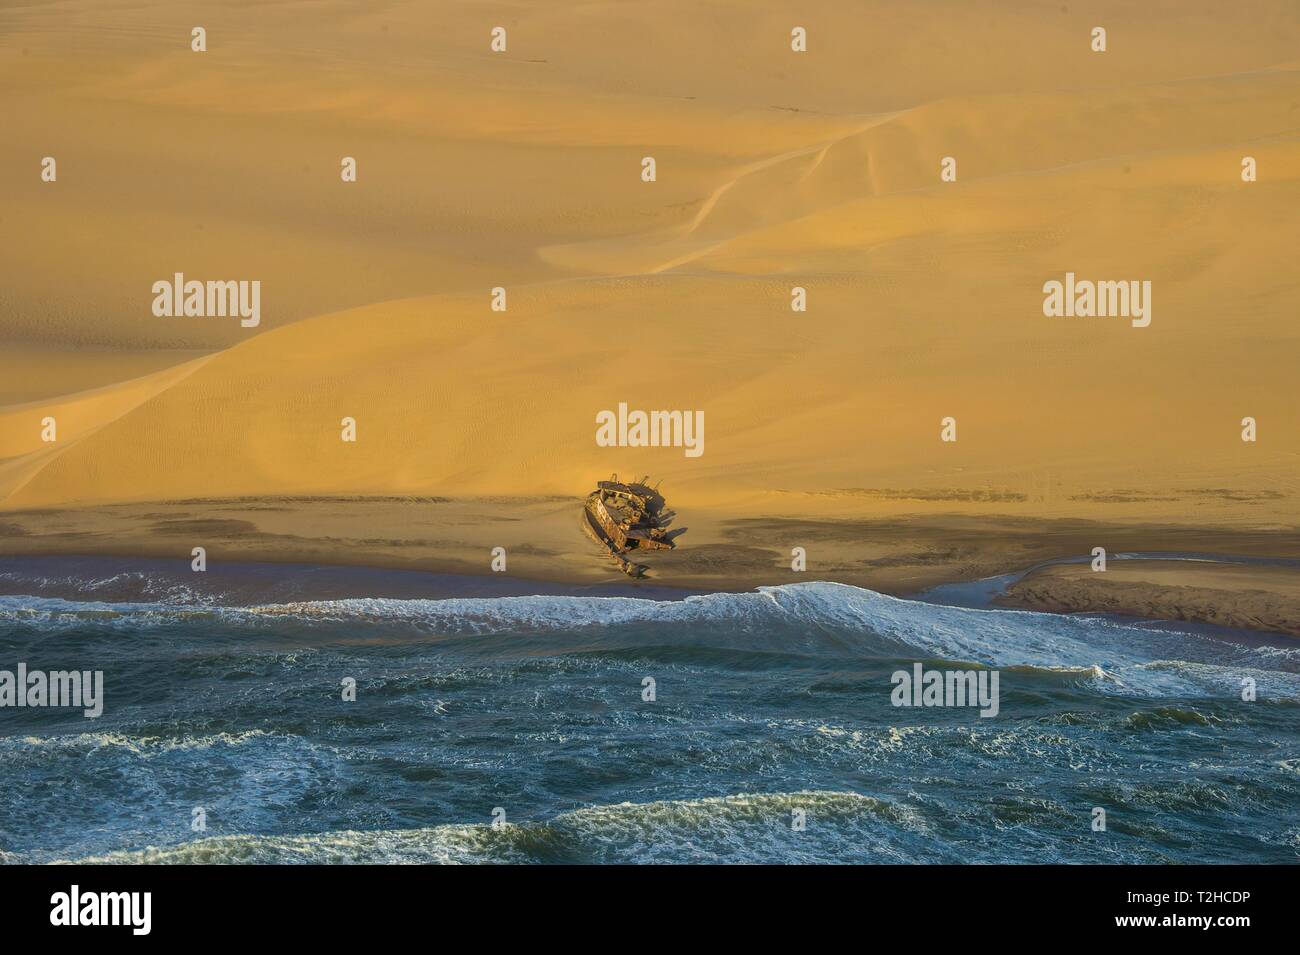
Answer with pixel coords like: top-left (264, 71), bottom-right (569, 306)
top-left (1000, 559), bottom-right (1300, 637)
top-left (2, 498), bottom-right (1298, 603)
top-left (2, 0), bottom-right (1297, 623)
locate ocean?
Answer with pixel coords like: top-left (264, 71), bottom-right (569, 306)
top-left (0, 556), bottom-right (1296, 864)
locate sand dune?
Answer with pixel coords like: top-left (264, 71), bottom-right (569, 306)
top-left (2, 1), bottom-right (1297, 591)
top-left (0, 355), bottom-right (211, 502)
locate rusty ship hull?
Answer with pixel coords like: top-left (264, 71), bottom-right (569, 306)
top-left (582, 475), bottom-right (678, 577)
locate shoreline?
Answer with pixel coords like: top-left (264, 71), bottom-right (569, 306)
top-left (0, 553), bottom-right (703, 605)
top-left (2, 552), bottom-right (1295, 644)
top-left (998, 559), bottom-right (1300, 638)
top-left (3, 497), bottom-right (1300, 596)
top-left (2, 502), bottom-right (1297, 638)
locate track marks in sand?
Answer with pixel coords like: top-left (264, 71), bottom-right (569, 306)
top-left (542, 69), bottom-right (1300, 277)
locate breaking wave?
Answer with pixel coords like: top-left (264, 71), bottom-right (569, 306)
top-left (58, 790), bottom-right (925, 865)
top-left (0, 729), bottom-right (276, 757)
top-left (3, 582), bottom-right (1295, 699)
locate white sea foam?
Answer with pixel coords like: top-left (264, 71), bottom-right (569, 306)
top-left (1, 582), bottom-right (1295, 699)
top-left (2, 729), bottom-right (276, 757)
top-left (55, 790), bottom-right (925, 865)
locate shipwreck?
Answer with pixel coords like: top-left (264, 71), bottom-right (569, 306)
top-left (582, 475), bottom-right (681, 577)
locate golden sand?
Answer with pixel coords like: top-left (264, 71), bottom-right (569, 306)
top-left (1, 2), bottom-right (1297, 603)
